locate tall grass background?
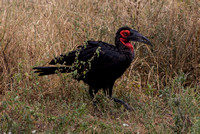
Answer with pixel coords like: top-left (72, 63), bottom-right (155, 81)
top-left (0, 0), bottom-right (199, 133)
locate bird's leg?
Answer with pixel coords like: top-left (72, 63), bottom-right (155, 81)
top-left (107, 82), bottom-right (114, 98)
top-left (107, 84), bottom-right (134, 111)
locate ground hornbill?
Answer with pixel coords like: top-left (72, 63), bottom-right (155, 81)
top-left (33, 26), bottom-right (152, 111)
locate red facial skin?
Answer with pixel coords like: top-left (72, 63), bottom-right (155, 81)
top-left (120, 30), bottom-right (133, 52)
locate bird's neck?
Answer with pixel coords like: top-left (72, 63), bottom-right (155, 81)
top-left (119, 38), bottom-right (133, 52)
top-left (115, 37), bottom-right (134, 53)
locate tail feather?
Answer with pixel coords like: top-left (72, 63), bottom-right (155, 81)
top-left (33, 66), bottom-right (70, 76)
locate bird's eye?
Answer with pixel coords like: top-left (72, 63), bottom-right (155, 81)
top-left (124, 32), bottom-right (128, 36)
top-left (120, 30), bottom-right (130, 37)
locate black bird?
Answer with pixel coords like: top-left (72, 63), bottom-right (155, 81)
top-left (33, 26), bottom-right (152, 110)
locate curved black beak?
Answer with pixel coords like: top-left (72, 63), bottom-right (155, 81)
top-left (128, 30), bottom-right (152, 46)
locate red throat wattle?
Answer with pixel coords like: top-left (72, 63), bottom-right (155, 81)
top-left (120, 38), bottom-right (133, 52)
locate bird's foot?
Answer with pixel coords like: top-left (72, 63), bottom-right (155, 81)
top-left (112, 97), bottom-right (135, 112)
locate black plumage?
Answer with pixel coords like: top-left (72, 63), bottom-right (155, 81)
top-left (33, 26), bottom-right (152, 110)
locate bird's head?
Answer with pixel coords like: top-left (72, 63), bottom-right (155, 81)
top-left (115, 26), bottom-right (152, 52)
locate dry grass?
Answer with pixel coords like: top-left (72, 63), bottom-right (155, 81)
top-left (0, 0), bottom-right (200, 133)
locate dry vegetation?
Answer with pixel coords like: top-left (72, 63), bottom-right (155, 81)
top-left (0, 0), bottom-right (200, 133)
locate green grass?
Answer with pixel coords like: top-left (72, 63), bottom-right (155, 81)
top-left (0, 0), bottom-right (200, 133)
